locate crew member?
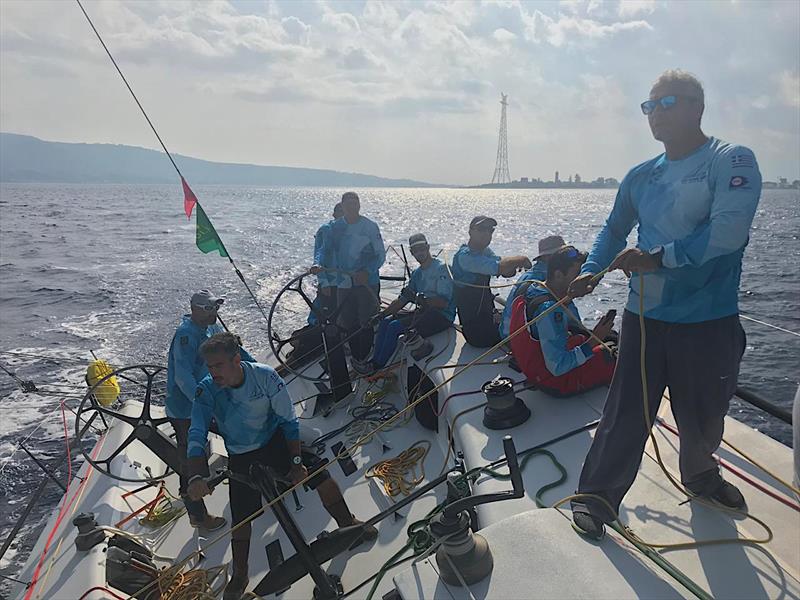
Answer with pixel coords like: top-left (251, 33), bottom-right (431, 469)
top-left (509, 245), bottom-right (616, 396)
top-left (451, 216), bottom-right (531, 347)
top-left (166, 289), bottom-right (253, 531)
top-left (309, 201), bottom-right (345, 324)
top-left (370, 233), bottom-right (455, 368)
top-left (499, 235), bottom-right (566, 340)
top-left (187, 333), bottom-right (378, 599)
top-left (569, 70), bottom-right (761, 539)
top-left (329, 191), bottom-right (386, 374)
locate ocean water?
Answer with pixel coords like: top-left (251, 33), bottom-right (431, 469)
top-left (0, 183), bottom-right (798, 588)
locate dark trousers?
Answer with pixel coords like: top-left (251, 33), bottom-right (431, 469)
top-left (337, 285), bottom-right (380, 360)
top-left (573, 310), bottom-right (745, 522)
top-left (170, 418), bottom-right (208, 521)
top-left (460, 313), bottom-right (502, 348)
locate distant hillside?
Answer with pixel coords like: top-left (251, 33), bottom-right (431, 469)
top-left (0, 133), bottom-right (436, 187)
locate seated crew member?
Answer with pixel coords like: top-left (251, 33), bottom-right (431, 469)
top-left (329, 191), bottom-right (386, 374)
top-left (451, 215), bottom-right (531, 347)
top-left (186, 333), bottom-right (378, 599)
top-left (499, 235), bottom-right (566, 340)
top-left (370, 233), bottom-right (455, 368)
top-left (166, 290), bottom-right (254, 531)
top-left (509, 246), bottom-right (617, 396)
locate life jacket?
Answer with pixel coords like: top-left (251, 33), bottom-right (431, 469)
top-left (509, 294), bottom-right (553, 387)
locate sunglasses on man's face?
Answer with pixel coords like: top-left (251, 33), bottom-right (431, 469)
top-left (640, 94), bottom-right (700, 115)
top-left (474, 226), bottom-right (495, 234)
top-left (196, 303), bottom-right (221, 313)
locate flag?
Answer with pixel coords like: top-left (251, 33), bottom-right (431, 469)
top-left (196, 204), bottom-right (229, 257)
top-left (181, 176), bottom-right (197, 218)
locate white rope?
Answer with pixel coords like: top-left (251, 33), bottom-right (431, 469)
top-left (740, 314), bottom-right (800, 338)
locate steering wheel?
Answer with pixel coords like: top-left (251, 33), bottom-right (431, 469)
top-left (267, 271), bottom-right (339, 384)
top-left (75, 364), bottom-right (176, 483)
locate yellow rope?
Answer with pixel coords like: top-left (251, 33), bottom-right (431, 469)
top-left (158, 564), bottom-right (227, 600)
top-left (366, 441), bottom-right (431, 498)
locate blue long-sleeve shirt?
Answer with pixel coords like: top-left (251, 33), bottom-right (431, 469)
top-left (499, 261), bottom-right (548, 339)
top-left (165, 316), bottom-right (255, 419)
top-left (582, 137), bottom-right (761, 323)
top-left (329, 216), bottom-right (385, 288)
top-left (313, 220), bottom-right (338, 289)
top-left (526, 287), bottom-right (593, 377)
top-left (402, 258), bottom-right (456, 322)
top-left (188, 361), bottom-right (299, 458)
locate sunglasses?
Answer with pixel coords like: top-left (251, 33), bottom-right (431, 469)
top-left (195, 303), bottom-right (221, 313)
top-left (474, 226), bottom-right (495, 234)
top-left (640, 94), bottom-right (698, 115)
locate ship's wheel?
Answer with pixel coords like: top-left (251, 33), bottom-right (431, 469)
top-left (75, 364), bottom-right (179, 483)
top-left (267, 271), bottom-right (340, 384)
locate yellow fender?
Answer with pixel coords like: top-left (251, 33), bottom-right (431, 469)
top-left (86, 359), bottom-right (120, 407)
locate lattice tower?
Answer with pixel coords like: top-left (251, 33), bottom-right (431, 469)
top-left (491, 93), bottom-right (511, 184)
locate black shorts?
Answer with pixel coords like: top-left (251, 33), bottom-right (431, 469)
top-left (228, 430), bottom-right (330, 526)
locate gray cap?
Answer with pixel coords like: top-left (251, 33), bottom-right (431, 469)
top-left (190, 289), bottom-right (224, 311)
top-left (408, 233), bottom-right (428, 249)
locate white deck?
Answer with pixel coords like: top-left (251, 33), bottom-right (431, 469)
top-left (11, 325), bottom-right (800, 600)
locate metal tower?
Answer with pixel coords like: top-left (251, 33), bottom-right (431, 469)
top-left (491, 93), bottom-right (511, 184)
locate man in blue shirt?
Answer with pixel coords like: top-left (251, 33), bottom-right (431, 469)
top-left (186, 333), bottom-right (377, 599)
top-left (166, 290), bottom-right (253, 531)
top-left (568, 70), bottom-right (761, 540)
top-left (499, 235), bottom-right (566, 340)
top-left (370, 233), bottom-right (455, 368)
top-left (451, 215), bottom-right (531, 347)
top-left (328, 191), bottom-right (386, 373)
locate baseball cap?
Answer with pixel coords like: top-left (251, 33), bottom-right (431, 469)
top-left (190, 289), bottom-right (224, 311)
top-left (469, 216), bottom-right (497, 230)
top-left (536, 235), bottom-right (566, 259)
top-left (408, 233), bottom-right (428, 249)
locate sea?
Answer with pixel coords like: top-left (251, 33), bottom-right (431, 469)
top-left (0, 183), bottom-right (798, 591)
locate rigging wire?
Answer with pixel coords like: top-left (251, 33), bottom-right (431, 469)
top-left (75, 0), bottom-right (272, 327)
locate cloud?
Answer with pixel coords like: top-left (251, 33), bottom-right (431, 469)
top-left (493, 28), bottom-right (517, 43)
top-left (618, 0), bottom-right (657, 18)
top-left (522, 9), bottom-right (653, 47)
top-left (778, 71), bottom-right (800, 108)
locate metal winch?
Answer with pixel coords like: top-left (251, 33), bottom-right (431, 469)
top-left (481, 376), bottom-right (531, 430)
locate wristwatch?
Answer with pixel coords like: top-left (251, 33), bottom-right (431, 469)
top-left (649, 245), bottom-right (664, 267)
top-left (291, 455), bottom-right (303, 466)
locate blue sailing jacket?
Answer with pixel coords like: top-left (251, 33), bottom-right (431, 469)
top-left (329, 216), bottom-right (385, 288)
top-left (188, 362), bottom-right (299, 457)
top-left (525, 287), bottom-right (593, 377)
top-left (582, 137), bottom-right (761, 323)
top-left (313, 220), bottom-right (338, 289)
top-left (499, 261), bottom-right (548, 339)
top-left (403, 258), bottom-right (456, 322)
top-left (165, 316), bottom-right (255, 419)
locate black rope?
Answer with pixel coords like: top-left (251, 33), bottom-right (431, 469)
top-left (76, 0), bottom-right (272, 328)
top-left (0, 361), bottom-right (38, 393)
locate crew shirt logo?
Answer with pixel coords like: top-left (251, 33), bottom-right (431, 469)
top-left (729, 175), bottom-right (749, 189)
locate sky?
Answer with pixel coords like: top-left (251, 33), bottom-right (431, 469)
top-left (1, 0), bottom-right (798, 185)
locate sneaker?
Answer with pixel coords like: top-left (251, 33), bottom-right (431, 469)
top-left (694, 480), bottom-right (747, 511)
top-left (348, 519), bottom-right (379, 549)
top-left (572, 511), bottom-right (605, 541)
top-left (351, 358), bottom-right (374, 376)
top-left (223, 571), bottom-right (249, 600)
top-left (189, 513), bottom-right (227, 532)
